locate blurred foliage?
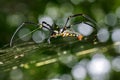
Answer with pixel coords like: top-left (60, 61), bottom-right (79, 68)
top-left (0, 0), bottom-right (120, 80)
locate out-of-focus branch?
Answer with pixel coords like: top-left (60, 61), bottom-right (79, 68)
top-left (0, 41), bottom-right (119, 72)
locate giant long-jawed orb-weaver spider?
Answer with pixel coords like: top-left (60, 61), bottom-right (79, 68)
top-left (10, 13), bottom-right (97, 47)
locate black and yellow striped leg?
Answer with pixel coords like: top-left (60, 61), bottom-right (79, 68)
top-left (42, 21), bottom-right (53, 31)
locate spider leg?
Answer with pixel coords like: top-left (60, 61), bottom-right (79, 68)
top-left (63, 14), bottom-right (97, 32)
top-left (10, 21), bottom-right (52, 47)
top-left (10, 22), bottom-right (39, 47)
top-left (42, 21), bottom-right (55, 44)
top-left (67, 21), bottom-right (97, 31)
top-left (42, 21), bottom-right (53, 30)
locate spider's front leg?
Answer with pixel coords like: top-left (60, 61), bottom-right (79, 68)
top-left (41, 21), bottom-right (54, 44)
top-left (9, 22), bottom-right (39, 47)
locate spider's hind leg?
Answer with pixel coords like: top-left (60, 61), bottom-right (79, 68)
top-left (63, 13), bottom-right (97, 32)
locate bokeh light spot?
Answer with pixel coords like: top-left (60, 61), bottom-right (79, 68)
top-left (112, 28), bottom-right (120, 42)
top-left (112, 56), bottom-right (120, 72)
top-left (59, 54), bottom-right (78, 68)
top-left (38, 16), bottom-right (53, 25)
top-left (104, 13), bottom-right (117, 26)
top-left (60, 3), bottom-right (73, 15)
top-left (10, 69), bottom-right (23, 80)
top-left (71, 64), bottom-right (87, 80)
top-left (97, 28), bottom-right (109, 42)
top-left (7, 14), bottom-right (23, 27)
top-left (45, 6), bottom-right (59, 20)
top-left (18, 28), bottom-right (31, 41)
top-left (60, 74), bottom-right (72, 80)
top-left (77, 23), bottom-right (93, 36)
top-left (116, 6), bottom-right (120, 18)
top-left (32, 30), bottom-right (46, 43)
top-left (38, 16), bottom-right (53, 31)
top-left (87, 54), bottom-right (111, 79)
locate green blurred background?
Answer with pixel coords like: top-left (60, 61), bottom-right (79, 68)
top-left (0, 0), bottom-right (120, 80)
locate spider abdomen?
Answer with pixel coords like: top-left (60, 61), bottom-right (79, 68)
top-left (62, 32), bottom-right (76, 37)
top-left (51, 31), bottom-right (82, 38)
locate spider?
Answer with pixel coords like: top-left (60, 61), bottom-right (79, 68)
top-left (10, 13), bottom-right (97, 47)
